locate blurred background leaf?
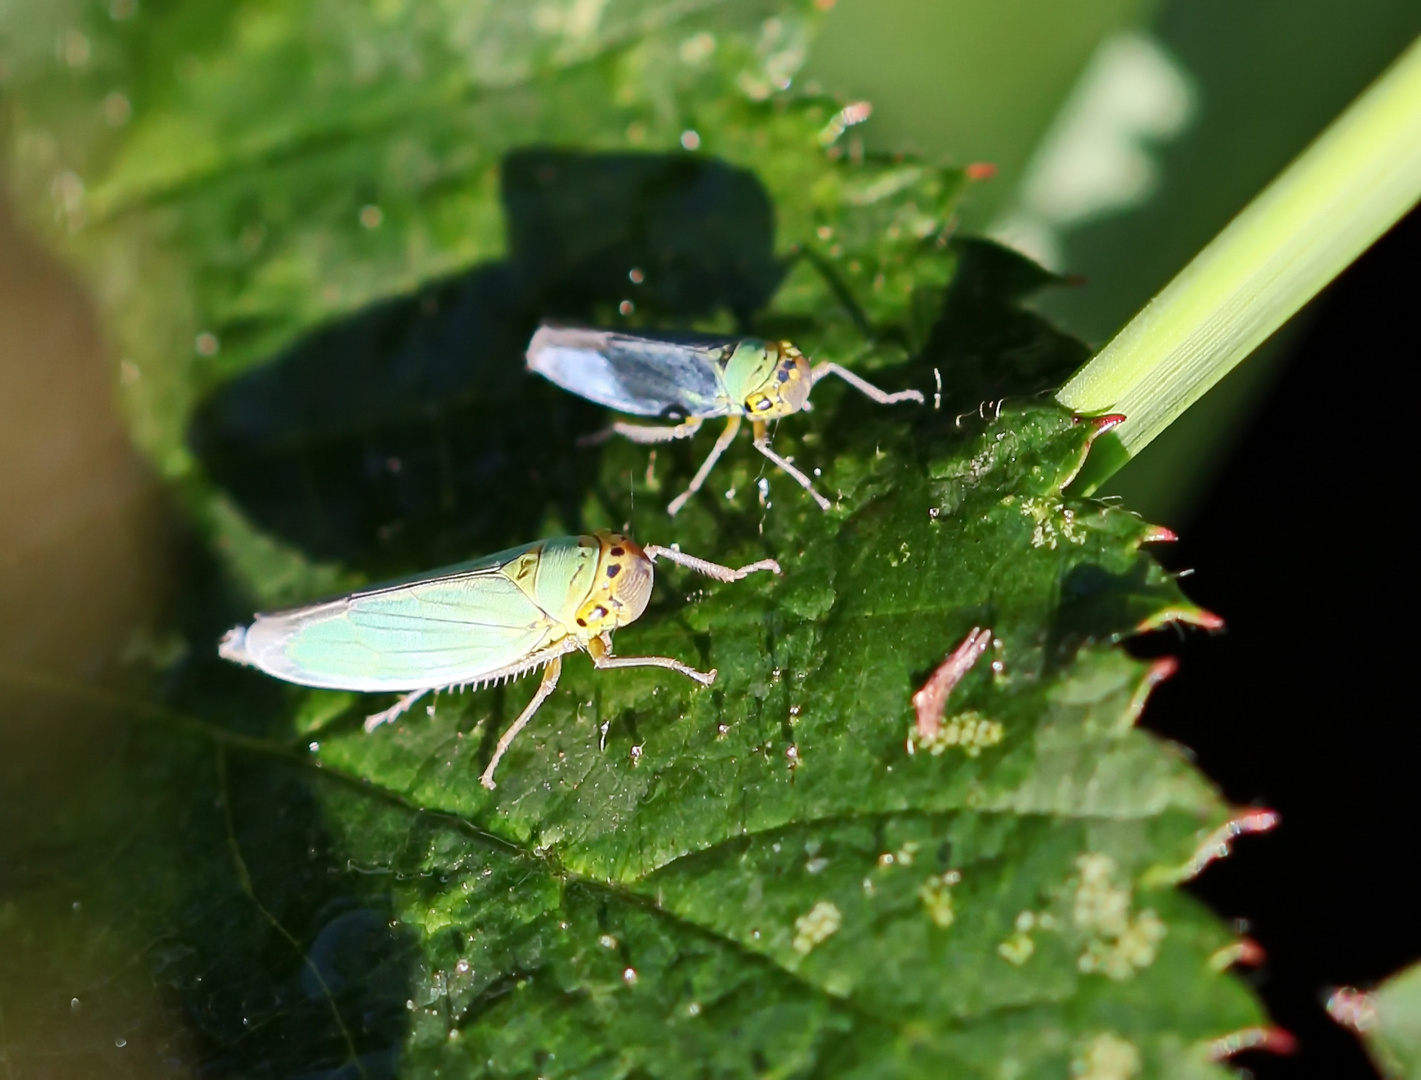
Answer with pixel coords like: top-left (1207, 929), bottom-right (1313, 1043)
top-left (805, 0), bottom-right (1420, 523)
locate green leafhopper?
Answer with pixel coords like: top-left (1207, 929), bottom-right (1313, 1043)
top-left (527, 325), bottom-right (924, 514)
top-left (219, 531), bottom-right (780, 788)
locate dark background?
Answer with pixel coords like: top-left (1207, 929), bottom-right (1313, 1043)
top-left (1137, 204), bottom-right (1421, 1079)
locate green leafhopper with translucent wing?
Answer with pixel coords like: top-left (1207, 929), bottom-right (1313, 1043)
top-left (219, 531), bottom-right (780, 788)
top-left (527, 325), bottom-right (924, 514)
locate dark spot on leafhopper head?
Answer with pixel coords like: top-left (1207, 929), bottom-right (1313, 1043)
top-left (611, 546), bottom-right (625, 557)
top-left (607, 564), bottom-right (621, 578)
top-left (777, 369), bottom-right (790, 382)
top-left (577, 618), bottom-right (587, 627)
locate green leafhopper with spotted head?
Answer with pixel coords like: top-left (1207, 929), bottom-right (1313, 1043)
top-left (527, 325), bottom-right (924, 514)
top-left (219, 531), bottom-right (780, 788)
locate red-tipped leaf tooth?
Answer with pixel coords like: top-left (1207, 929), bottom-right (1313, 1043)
top-left (1135, 604), bottom-right (1224, 633)
top-left (1079, 412), bottom-right (1127, 439)
top-left (1124, 657), bottom-right (1178, 726)
top-left (1206, 1027), bottom-right (1298, 1060)
top-left (1191, 608), bottom-right (1225, 630)
top-left (1326, 987), bottom-right (1378, 1032)
top-left (1147, 656), bottom-right (1179, 684)
top-left (1182, 808), bottom-right (1280, 880)
top-left (910, 627), bottom-right (993, 741)
top-left (1058, 412), bottom-right (1127, 487)
top-left (1207, 936), bottom-right (1267, 972)
top-left (965, 162), bottom-right (997, 180)
top-left (1141, 524), bottom-right (1178, 543)
top-left (1236, 936), bottom-right (1267, 967)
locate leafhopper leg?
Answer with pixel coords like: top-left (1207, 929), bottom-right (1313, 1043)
top-left (644, 545), bottom-right (781, 582)
top-left (480, 658), bottom-right (562, 790)
top-left (668, 415), bottom-right (742, 516)
top-left (364, 688), bottom-right (431, 733)
top-left (811, 361), bottom-right (924, 405)
top-left (588, 634), bottom-right (715, 686)
top-left (575, 427), bottom-right (616, 447)
top-left (608, 417), bottom-right (703, 445)
top-left (751, 420), bottom-right (831, 510)
top-left (578, 417), bottom-right (702, 448)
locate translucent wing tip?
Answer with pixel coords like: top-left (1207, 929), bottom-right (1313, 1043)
top-left (526, 322), bottom-right (590, 371)
top-left (525, 323), bottom-right (554, 369)
top-left (218, 624), bottom-right (253, 665)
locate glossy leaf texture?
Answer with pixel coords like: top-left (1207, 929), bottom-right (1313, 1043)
top-left (0, 1), bottom-right (1267, 1076)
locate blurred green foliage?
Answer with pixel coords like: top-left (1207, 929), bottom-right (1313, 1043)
top-left (805, 0), bottom-right (1153, 224)
top-left (808, 0), bottom-right (1421, 524)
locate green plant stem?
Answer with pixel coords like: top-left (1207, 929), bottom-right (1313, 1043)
top-left (1058, 35), bottom-right (1421, 492)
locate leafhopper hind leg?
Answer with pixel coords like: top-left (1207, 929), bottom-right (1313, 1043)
top-left (668, 414), bottom-right (742, 516)
top-left (644, 544), bottom-right (781, 581)
top-left (587, 634), bottom-right (715, 686)
top-left (364, 688), bottom-right (430, 733)
top-left (578, 416), bottom-right (702, 447)
top-left (751, 420), bottom-right (832, 511)
top-left (811, 361), bottom-right (925, 405)
top-left (479, 657), bottom-right (562, 790)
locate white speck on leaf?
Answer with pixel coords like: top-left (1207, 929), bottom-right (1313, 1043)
top-left (792, 901), bottom-right (842, 954)
top-left (1071, 1032), bottom-right (1140, 1080)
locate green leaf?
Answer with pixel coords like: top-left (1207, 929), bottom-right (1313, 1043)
top-left (1332, 962), bottom-right (1421, 1080)
top-left (1, 1), bottom-right (1266, 1075)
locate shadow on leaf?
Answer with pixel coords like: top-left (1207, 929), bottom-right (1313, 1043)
top-left (190, 150), bottom-right (784, 573)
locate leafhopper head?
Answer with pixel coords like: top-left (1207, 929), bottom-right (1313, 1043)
top-left (731, 341), bottom-right (813, 419)
top-left (572, 531), bottom-right (655, 637)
